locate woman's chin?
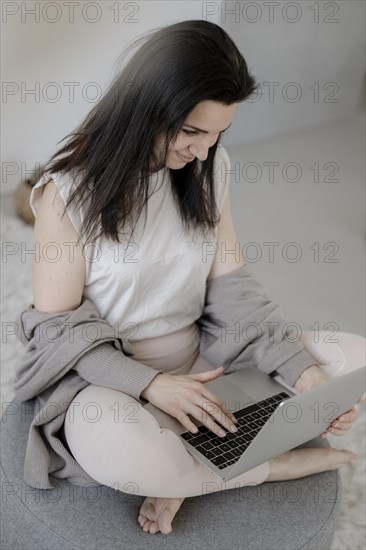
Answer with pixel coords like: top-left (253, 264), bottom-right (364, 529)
top-left (165, 159), bottom-right (186, 170)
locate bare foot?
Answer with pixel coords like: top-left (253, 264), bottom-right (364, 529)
top-left (266, 447), bottom-right (357, 482)
top-left (138, 496), bottom-right (185, 535)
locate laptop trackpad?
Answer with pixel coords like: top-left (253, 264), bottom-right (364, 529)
top-left (203, 377), bottom-right (257, 412)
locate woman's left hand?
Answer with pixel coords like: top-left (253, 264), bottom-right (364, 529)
top-left (294, 364), bottom-right (364, 439)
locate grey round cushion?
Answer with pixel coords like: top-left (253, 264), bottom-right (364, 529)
top-left (1, 399), bottom-right (342, 550)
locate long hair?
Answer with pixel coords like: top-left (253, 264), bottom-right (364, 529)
top-left (40, 19), bottom-right (258, 248)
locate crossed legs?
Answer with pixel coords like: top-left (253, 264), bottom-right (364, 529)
top-left (63, 330), bottom-right (365, 533)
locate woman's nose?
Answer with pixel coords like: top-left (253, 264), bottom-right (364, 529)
top-left (192, 148), bottom-right (209, 161)
top-left (189, 136), bottom-right (215, 161)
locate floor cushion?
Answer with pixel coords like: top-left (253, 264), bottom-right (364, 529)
top-left (1, 398), bottom-right (342, 549)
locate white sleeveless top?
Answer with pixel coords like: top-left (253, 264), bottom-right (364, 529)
top-left (30, 144), bottom-right (231, 341)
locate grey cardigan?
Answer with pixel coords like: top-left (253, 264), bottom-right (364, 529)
top-left (13, 264), bottom-right (318, 489)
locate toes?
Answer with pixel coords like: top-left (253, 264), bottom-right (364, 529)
top-left (142, 520), bottom-right (151, 532)
top-left (138, 514), bottom-right (148, 528)
top-left (138, 497), bottom-right (184, 535)
top-left (146, 521), bottom-right (159, 534)
top-left (142, 520), bottom-right (159, 534)
top-left (137, 514), bottom-right (159, 533)
top-left (138, 509), bottom-right (160, 534)
top-left (158, 508), bottom-right (173, 535)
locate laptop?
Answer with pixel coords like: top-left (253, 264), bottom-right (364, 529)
top-left (144, 365), bottom-right (366, 481)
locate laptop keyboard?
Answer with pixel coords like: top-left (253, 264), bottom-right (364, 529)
top-left (180, 391), bottom-right (290, 470)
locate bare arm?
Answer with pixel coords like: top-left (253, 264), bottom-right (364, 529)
top-left (206, 189), bottom-right (245, 282)
top-left (32, 179), bottom-right (86, 312)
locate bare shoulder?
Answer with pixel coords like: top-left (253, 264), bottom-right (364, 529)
top-left (32, 178), bottom-right (86, 312)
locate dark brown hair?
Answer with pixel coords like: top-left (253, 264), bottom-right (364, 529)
top-left (40, 19), bottom-right (258, 248)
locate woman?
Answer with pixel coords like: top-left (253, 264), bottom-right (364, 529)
top-left (28, 20), bottom-right (364, 535)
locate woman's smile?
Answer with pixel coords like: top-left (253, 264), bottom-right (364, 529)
top-left (176, 151), bottom-right (195, 162)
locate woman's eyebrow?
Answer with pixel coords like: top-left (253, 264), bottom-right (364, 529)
top-left (183, 122), bottom-right (232, 134)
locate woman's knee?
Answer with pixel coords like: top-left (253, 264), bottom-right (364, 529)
top-left (300, 330), bottom-right (365, 376)
top-left (63, 385), bottom-right (185, 491)
top-left (65, 385), bottom-right (147, 435)
top-left (333, 332), bottom-right (366, 369)
top-left (64, 387), bottom-right (147, 468)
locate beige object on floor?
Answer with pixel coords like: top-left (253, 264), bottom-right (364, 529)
top-left (14, 165), bottom-right (45, 225)
top-left (14, 180), bottom-right (35, 225)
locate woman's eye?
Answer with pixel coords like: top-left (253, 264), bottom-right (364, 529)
top-left (183, 129), bottom-right (199, 136)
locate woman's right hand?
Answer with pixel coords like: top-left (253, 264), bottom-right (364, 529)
top-left (140, 367), bottom-right (238, 437)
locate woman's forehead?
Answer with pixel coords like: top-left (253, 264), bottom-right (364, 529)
top-left (184, 101), bottom-right (237, 132)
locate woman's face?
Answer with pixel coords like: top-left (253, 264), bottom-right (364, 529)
top-left (155, 100), bottom-right (237, 169)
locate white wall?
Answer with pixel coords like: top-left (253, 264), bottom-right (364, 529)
top-left (2, 1), bottom-right (220, 195)
top-left (2, 0), bottom-right (364, 194)
top-left (219, 0), bottom-right (365, 147)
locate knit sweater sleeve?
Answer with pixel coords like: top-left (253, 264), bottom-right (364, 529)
top-left (72, 343), bottom-right (162, 404)
top-left (14, 298), bottom-right (163, 405)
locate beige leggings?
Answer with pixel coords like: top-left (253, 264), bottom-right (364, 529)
top-left (63, 324), bottom-right (366, 498)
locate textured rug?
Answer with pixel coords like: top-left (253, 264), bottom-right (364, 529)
top-left (1, 204), bottom-right (365, 549)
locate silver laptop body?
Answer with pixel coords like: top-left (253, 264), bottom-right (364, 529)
top-left (144, 365), bottom-right (366, 482)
